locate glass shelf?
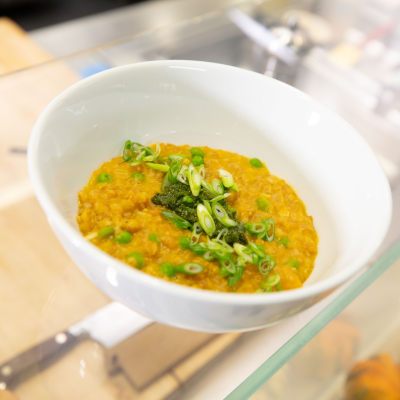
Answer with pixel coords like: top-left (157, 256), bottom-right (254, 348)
top-left (1, 0), bottom-right (400, 399)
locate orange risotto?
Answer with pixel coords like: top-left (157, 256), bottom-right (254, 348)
top-left (77, 143), bottom-right (318, 293)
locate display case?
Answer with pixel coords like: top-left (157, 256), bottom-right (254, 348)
top-left (1, 0), bottom-right (400, 399)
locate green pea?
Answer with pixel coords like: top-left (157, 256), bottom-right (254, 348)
top-left (149, 234), bottom-right (159, 243)
top-left (127, 252), bottom-right (145, 269)
top-left (178, 236), bottom-right (191, 249)
top-left (115, 231), bottom-right (132, 243)
top-left (249, 158), bottom-right (263, 168)
top-left (191, 156), bottom-right (204, 167)
top-left (278, 237), bottom-right (289, 247)
top-left (132, 173), bottom-right (145, 181)
top-left (257, 197), bottom-right (270, 212)
top-left (182, 196), bottom-right (194, 204)
top-left (160, 262), bottom-right (175, 277)
top-left (190, 147), bottom-right (205, 157)
top-left (97, 173), bottom-right (113, 183)
top-left (98, 226), bottom-right (114, 239)
top-left (286, 257), bottom-right (299, 269)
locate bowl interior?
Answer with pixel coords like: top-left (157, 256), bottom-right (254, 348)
top-left (30, 61), bottom-right (391, 290)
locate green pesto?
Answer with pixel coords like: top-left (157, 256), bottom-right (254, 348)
top-left (152, 182), bottom-right (247, 245)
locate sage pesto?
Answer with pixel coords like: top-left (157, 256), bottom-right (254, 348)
top-left (152, 182), bottom-right (247, 245)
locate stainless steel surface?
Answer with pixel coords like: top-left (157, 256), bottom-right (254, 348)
top-left (30, 0), bottom-right (245, 58)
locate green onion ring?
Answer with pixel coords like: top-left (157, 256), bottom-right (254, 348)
top-left (175, 263), bottom-right (204, 274)
top-left (201, 179), bottom-right (214, 193)
top-left (261, 218), bottom-right (275, 241)
top-left (198, 164), bottom-right (206, 179)
top-left (218, 169), bottom-right (234, 188)
top-left (258, 255), bottom-right (276, 276)
top-left (190, 222), bottom-right (203, 245)
top-left (233, 243), bottom-right (253, 263)
top-left (260, 272), bottom-right (280, 290)
top-left (203, 200), bottom-right (213, 215)
top-left (211, 202), bottom-right (228, 221)
top-left (146, 163), bottom-right (170, 172)
top-left (169, 153), bottom-right (189, 160)
top-left (220, 217), bottom-right (237, 227)
top-left (245, 222), bottom-right (267, 235)
top-left (189, 164), bottom-right (201, 196)
top-left (219, 257), bottom-right (235, 274)
top-left (202, 250), bottom-right (215, 261)
top-left (177, 165), bottom-right (189, 184)
top-left (161, 173), bottom-right (172, 192)
top-left (167, 158), bottom-right (182, 183)
top-left (210, 193), bottom-right (231, 202)
top-left (161, 210), bottom-right (192, 229)
top-left (197, 204), bottom-right (215, 236)
top-left (248, 242), bottom-right (266, 258)
top-left (212, 179), bottom-right (224, 195)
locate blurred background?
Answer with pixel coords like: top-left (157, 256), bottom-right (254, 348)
top-left (1, 0), bottom-right (400, 399)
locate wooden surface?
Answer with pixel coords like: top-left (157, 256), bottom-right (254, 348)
top-left (0, 19), bottom-right (241, 400)
top-left (0, 18), bottom-right (52, 76)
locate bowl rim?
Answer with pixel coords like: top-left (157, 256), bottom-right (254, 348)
top-left (28, 59), bottom-right (392, 305)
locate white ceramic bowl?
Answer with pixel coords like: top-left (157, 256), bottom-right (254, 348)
top-left (28, 60), bottom-right (391, 332)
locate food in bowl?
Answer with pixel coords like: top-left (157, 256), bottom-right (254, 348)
top-left (77, 141), bottom-right (318, 293)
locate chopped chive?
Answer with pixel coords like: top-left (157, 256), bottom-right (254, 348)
top-left (218, 169), bottom-right (234, 188)
top-left (115, 231), bottom-right (132, 243)
top-left (202, 250), bottom-right (215, 261)
top-left (228, 263), bottom-right (244, 287)
top-left (126, 252), bottom-right (145, 269)
top-left (161, 210), bottom-right (192, 229)
top-left (212, 179), bottom-right (224, 195)
top-left (229, 182), bottom-right (239, 192)
top-left (149, 234), bottom-right (159, 243)
top-left (168, 153), bottom-right (189, 160)
top-left (175, 263), bottom-right (204, 274)
top-left (262, 218), bottom-right (275, 241)
top-left (188, 164), bottom-right (201, 196)
top-left (245, 222), bottom-right (266, 235)
top-left (192, 156), bottom-right (204, 167)
top-left (210, 193), bottom-right (231, 202)
top-left (248, 242), bottom-right (266, 258)
top-left (286, 257), bottom-right (299, 269)
top-left (146, 163), bottom-right (170, 172)
top-left (258, 255), bottom-right (276, 276)
top-left (233, 243), bottom-right (253, 263)
top-left (98, 226), bottom-right (114, 239)
top-left (97, 173), bottom-right (113, 183)
top-left (178, 236), bottom-right (191, 249)
top-left (250, 158), bottom-right (263, 168)
top-left (198, 164), bottom-right (206, 179)
top-left (190, 147), bottom-right (205, 157)
top-left (177, 165), bottom-right (189, 185)
top-left (203, 200), bottom-right (213, 215)
top-left (257, 197), bottom-right (270, 212)
top-left (160, 262), bottom-right (175, 277)
top-left (211, 202), bottom-right (228, 220)
top-left (131, 173), bottom-right (145, 181)
top-left (182, 195), bottom-right (194, 203)
top-left (197, 204), bottom-right (215, 236)
top-left (190, 243), bottom-right (206, 256)
top-left (220, 217), bottom-right (237, 227)
top-left (161, 173), bottom-right (172, 192)
top-left (201, 179), bottom-right (214, 193)
top-left (190, 222), bottom-right (203, 245)
top-left (278, 237), bottom-right (289, 247)
top-left (167, 158), bottom-right (182, 184)
top-left (260, 272), bottom-right (280, 290)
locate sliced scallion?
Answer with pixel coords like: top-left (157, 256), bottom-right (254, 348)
top-left (198, 164), bottom-right (206, 179)
top-left (202, 250), bottom-right (215, 261)
top-left (169, 153), bottom-right (189, 160)
top-left (245, 222), bottom-right (267, 235)
top-left (167, 158), bottom-right (182, 184)
top-left (262, 218), bottom-right (275, 242)
top-left (218, 169), bottom-right (234, 188)
top-left (178, 236), bottom-right (191, 249)
top-left (220, 217), bottom-right (237, 227)
top-left (210, 193), bottom-right (231, 202)
top-left (201, 179), bottom-right (214, 193)
top-left (146, 163), bottom-right (170, 172)
top-left (228, 261), bottom-right (244, 287)
top-left (258, 255), bottom-right (276, 276)
top-left (211, 202), bottom-right (228, 220)
top-left (197, 204), bottom-right (215, 236)
top-left (278, 237), bottom-right (289, 247)
top-left (260, 272), bottom-right (280, 291)
top-left (212, 179), bottom-right (224, 195)
top-left (161, 210), bottom-right (192, 229)
top-left (203, 200), bottom-right (213, 215)
top-left (233, 243), bottom-right (253, 263)
top-left (190, 222), bottom-right (203, 245)
top-left (248, 242), bottom-right (266, 258)
top-left (219, 256), bottom-right (235, 274)
top-left (177, 165), bottom-right (189, 185)
top-left (229, 183), bottom-right (239, 192)
top-left (190, 243), bottom-right (206, 256)
top-left (161, 173), bottom-right (172, 192)
top-left (175, 263), bottom-right (204, 274)
top-left (188, 163), bottom-right (201, 196)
